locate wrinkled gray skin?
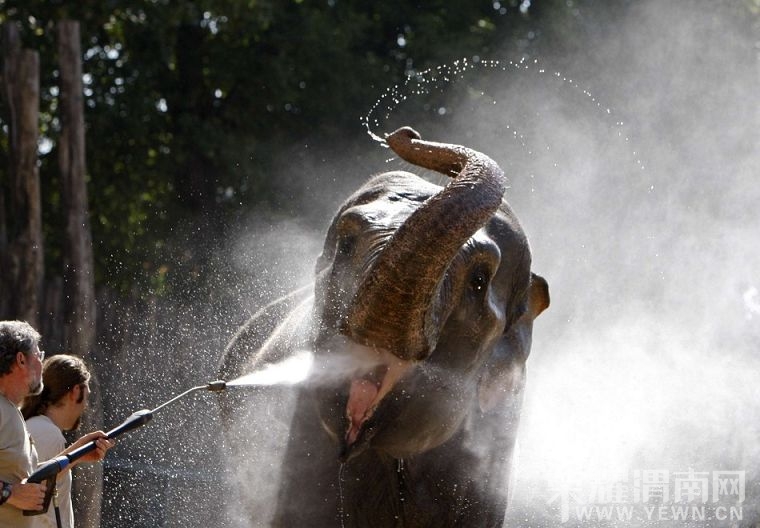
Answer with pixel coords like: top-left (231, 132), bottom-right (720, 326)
top-left (219, 127), bottom-right (549, 527)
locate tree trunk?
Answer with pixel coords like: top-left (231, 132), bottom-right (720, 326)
top-left (57, 19), bottom-right (102, 528)
top-left (0, 23), bottom-right (44, 326)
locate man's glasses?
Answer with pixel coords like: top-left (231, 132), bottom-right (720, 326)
top-left (33, 349), bottom-right (45, 361)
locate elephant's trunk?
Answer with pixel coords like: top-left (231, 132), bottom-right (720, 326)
top-left (346, 127), bottom-right (506, 360)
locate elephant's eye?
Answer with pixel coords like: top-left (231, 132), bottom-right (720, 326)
top-left (337, 236), bottom-right (356, 257)
top-left (470, 270), bottom-right (488, 292)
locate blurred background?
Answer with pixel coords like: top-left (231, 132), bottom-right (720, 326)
top-left (1, 0), bottom-right (758, 526)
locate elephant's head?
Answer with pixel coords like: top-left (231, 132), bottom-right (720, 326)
top-left (310, 127), bottom-right (549, 462)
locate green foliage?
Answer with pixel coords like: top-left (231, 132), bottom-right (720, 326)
top-left (0, 0), bottom-right (531, 295)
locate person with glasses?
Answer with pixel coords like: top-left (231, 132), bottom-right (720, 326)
top-left (0, 321), bottom-right (112, 528)
top-left (22, 355), bottom-right (94, 528)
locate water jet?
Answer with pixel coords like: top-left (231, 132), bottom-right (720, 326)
top-left (25, 378), bottom-right (233, 516)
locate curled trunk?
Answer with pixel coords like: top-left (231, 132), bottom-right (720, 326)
top-left (347, 127), bottom-right (506, 360)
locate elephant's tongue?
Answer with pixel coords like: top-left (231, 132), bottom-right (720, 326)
top-left (344, 353), bottom-right (414, 446)
top-left (346, 364), bottom-right (387, 445)
top-left (346, 377), bottom-right (380, 445)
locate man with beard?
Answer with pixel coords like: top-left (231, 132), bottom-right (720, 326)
top-left (0, 321), bottom-right (112, 528)
top-left (22, 355), bottom-right (95, 528)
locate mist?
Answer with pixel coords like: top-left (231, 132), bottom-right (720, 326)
top-left (94, 1), bottom-right (758, 526)
top-left (228, 1), bottom-right (758, 525)
top-left (445, 2), bottom-right (759, 526)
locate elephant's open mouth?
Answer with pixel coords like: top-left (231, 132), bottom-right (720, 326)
top-left (346, 364), bottom-right (386, 445)
top-left (342, 349), bottom-right (413, 453)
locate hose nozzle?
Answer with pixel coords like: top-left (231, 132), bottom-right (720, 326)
top-left (206, 380), bottom-right (227, 392)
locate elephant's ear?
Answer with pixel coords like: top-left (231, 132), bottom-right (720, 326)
top-left (477, 273), bottom-right (549, 413)
top-left (524, 273), bottom-right (550, 321)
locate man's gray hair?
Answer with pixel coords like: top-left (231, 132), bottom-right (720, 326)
top-left (0, 320), bottom-right (41, 376)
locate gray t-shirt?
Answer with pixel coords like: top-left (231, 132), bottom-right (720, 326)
top-left (27, 416), bottom-right (72, 528)
top-left (0, 395), bottom-right (38, 528)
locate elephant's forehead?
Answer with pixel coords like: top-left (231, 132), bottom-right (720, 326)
top-left (346, 194), bottom-right (422, 227)
top-left (340, 172), bottom-right (441, 226)
top-left (341, 170), bottom-right (527, 245)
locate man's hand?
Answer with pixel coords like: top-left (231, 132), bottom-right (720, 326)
top-left (6, 482), bottom-right (45, 511)
top-left (68, 431), bottom-right (115, 464)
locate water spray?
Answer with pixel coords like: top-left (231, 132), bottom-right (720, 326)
top-left (24, 379), bottom-right (229, 516)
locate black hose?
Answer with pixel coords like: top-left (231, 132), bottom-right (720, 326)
top-left (24, 380), bottom-right (227, 515)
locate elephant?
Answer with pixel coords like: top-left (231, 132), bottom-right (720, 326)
top-left (218, 127), bottom-right (549, 527)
